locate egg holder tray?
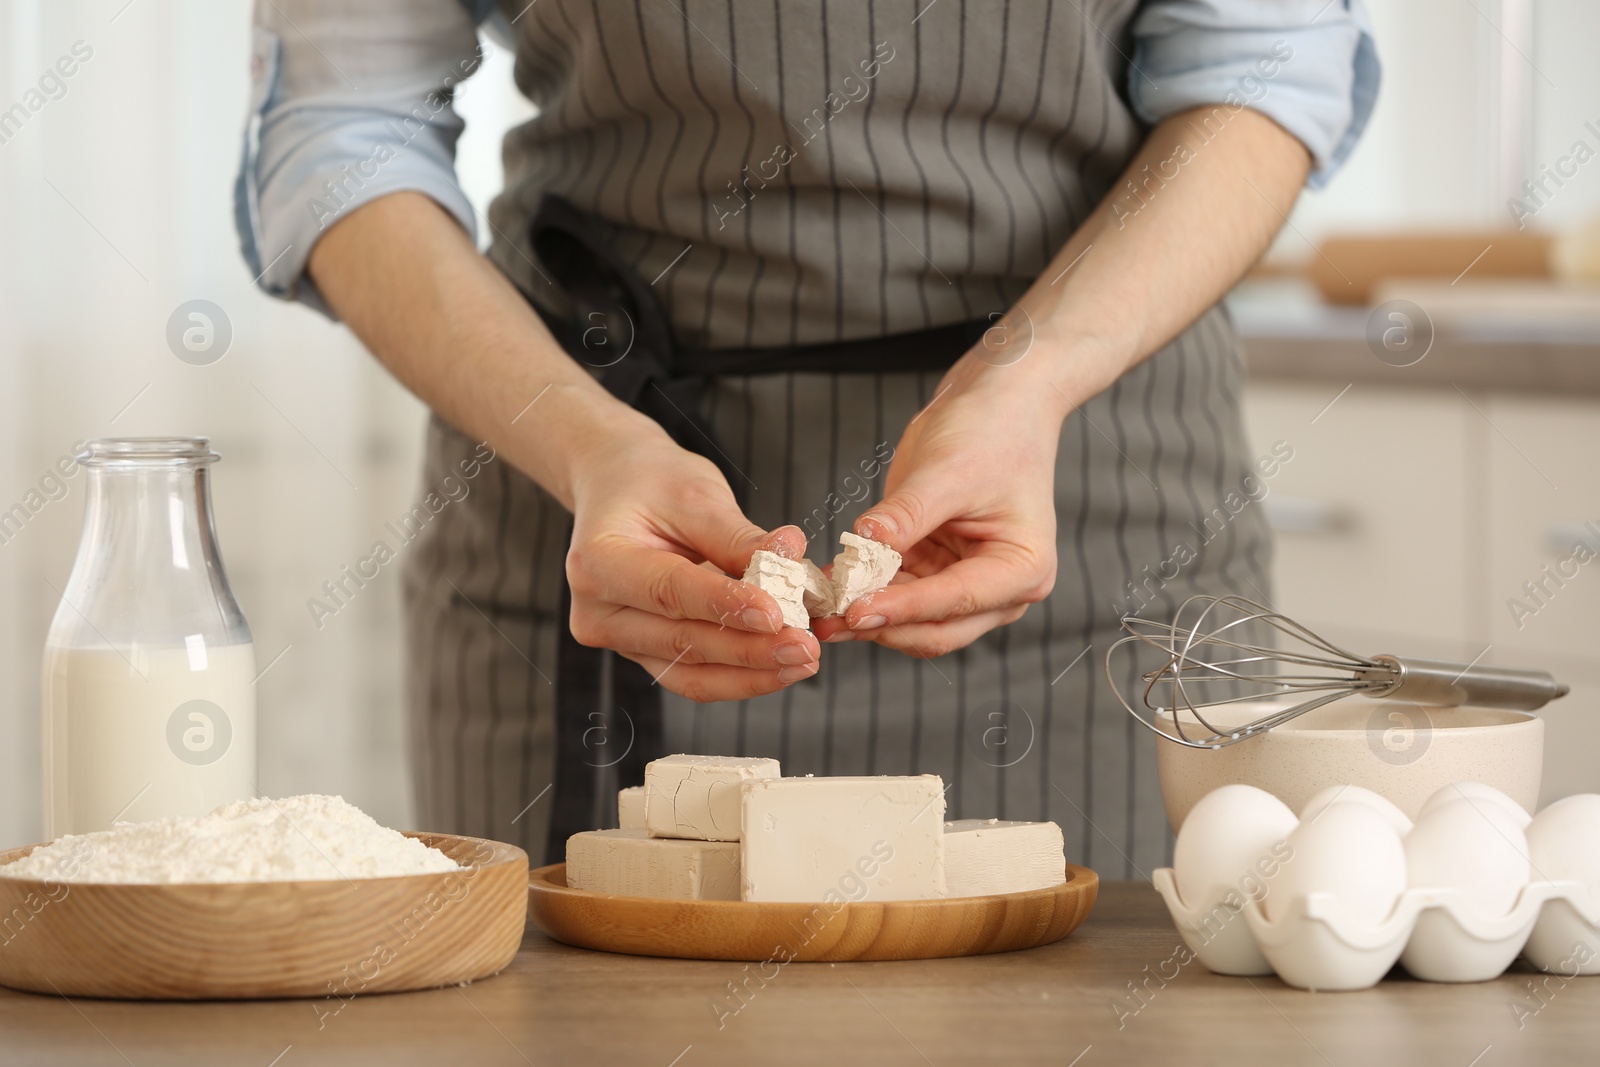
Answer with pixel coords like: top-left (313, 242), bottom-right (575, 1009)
top-left (1153, 868), bottom-right (1600, 991)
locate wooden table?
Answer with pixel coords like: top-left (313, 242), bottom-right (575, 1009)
top-left (2, 882), bottom-right (1595, 1065)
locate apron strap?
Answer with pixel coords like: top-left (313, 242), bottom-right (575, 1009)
top-left (529, 195), bottom-right (741, 489)
top-left (531, 195), bottom-right (686, 864)
top-left (547, 572), bottom-right (660, 863)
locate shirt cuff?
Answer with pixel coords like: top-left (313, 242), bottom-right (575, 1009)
top-left (1130, 0), bottom-right (1381, 189)
top-left (235, 27), bottom-right (479, 318)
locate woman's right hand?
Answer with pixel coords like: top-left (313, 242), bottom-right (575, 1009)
top-left (306, 194), bottom-right (816, 701)
top-left (565, 418), bottom-right (819, 702)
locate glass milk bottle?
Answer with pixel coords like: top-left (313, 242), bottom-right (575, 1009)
top-left (42, 438), bottom-right (256, 836)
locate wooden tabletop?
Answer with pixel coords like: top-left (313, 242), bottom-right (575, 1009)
top-left (2, 882), bottom-right (1594, 1066)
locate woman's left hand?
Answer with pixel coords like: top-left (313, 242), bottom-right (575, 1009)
top-left (811, 333), bottom-right (1072, 657)
top-left (811, 103), bottom-right (1313, 658)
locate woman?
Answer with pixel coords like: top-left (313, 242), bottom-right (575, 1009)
top-left (238, 0), bottom-right (1377, 876)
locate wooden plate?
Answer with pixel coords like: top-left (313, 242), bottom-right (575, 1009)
top-left (0, 832), bottom-right (527, 1000)
top-left (527, 862), bottom-right (1098, 961)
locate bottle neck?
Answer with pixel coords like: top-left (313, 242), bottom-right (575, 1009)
top-left (82, 461), bottom-right (213, 571)
top-left (52, 459), bottom-right (250, 651)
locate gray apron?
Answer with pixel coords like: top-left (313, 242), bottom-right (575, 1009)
top-left (400, 0), bottom-right (1273, 878)
top-left (401, 304), bottom-right (1270, 878)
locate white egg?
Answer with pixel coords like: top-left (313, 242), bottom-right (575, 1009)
top-left (1264, 802), bottom-right (1407, 925)
top-left (1417, 781), bottom-right (1531, 829)
top-left (1404, 798), bottom-right (1530, 916)
top-left (1528, 794), bottom-right (1600, 896)
top-left (1173, 784), bottom-right (1298, 911)
top-left (1299, 784), bottom-right (1413, 835)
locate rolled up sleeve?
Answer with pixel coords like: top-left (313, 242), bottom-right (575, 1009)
top-left (234, 0), bottom-right (488, 315)
top-left (1130, 0), bottom-right (1380, 188)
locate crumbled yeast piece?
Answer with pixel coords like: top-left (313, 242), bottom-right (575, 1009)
top-left (740, 551), bottom-right (811, 630)
top-left (738, 533), bottom-right (901, 628)
top-left (799, 559), bottom-right (836, 617)
top-left (828, 532), bottom-right (902, 614)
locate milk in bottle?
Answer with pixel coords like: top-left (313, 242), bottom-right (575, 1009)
top-left (42, 438), bottom-right (255, 836)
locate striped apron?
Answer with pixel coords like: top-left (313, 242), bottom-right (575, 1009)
top-left (400, 0), bottom-right (1273, 878)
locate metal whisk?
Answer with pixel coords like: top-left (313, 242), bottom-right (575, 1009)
top-left (1107, 595), bottom-right (1569, 749)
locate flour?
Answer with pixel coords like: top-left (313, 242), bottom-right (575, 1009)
top-left (0, 794), bottom-right (459, 884)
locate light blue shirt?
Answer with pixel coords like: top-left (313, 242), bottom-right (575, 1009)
top-left (1129, 0), bottom-right (1380, 189)
top-left (237, 0), bottom-right (1379, 313)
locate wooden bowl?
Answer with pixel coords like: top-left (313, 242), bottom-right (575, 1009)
top-left (527, 862), bottom-right (1098, 961)
top-left (0, 832), bottom-right (527, 1000)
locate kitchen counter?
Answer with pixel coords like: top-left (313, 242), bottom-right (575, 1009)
top-left (2, 882), bottom-right (1595, 1066)
top-left (1242, 328), bottom-right (1600, 397)
top-left (1231, 281), bottom-right (1600, 396)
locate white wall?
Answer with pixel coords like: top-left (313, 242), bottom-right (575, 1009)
top-left (0, 0), bottom-right (526, 848)
top-left (1286, 0), bottom-right (1600, 245)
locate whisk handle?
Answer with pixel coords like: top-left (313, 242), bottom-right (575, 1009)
top-left (1359, 655), bottom-right (1570, 711)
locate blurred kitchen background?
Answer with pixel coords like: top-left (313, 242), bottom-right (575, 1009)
top-left (2, 0), bottom-right (1598, 849)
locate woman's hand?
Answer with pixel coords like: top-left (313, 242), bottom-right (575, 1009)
top-left (811, 337), bottom-right (1069, 656)
top-left (566, 417), bottom-right (819, 701)
top-left (307, 195), bottom-right (817, 702)
top-left (810, 105), bottom-right (1312, 658)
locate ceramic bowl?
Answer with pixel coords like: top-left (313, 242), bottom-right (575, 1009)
top-left (1155, 696), bottom-right (1543, 832)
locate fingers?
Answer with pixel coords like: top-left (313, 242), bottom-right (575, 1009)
top-left (680, 486), bottom-right (806, 573)
top-left (854, 472), bottom-right (955, 556)
top-left (898, 538), bottom-right (962, 578)
top-left (760, 524), bottom-right (808, 561)
top-left (574, 606), bottom-right (819, 671)
top-left (839, 605), bottom-right (1029, 658)
top-left (571, 540), bottom-right (785, 633)
top-left (811, 614), bottom-right (853, 643)
top-left (626, 652), bottom-right (820, 703)
top-left (571, 518), bottom-right (811, 643)
top-left (843, 548), bottom-right (1053, 630)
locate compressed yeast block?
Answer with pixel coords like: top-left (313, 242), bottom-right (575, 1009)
top-left (645, 753), bottom-right (781, 841)
top-left (617, 786), bottom-right (645, 830)
top-left (828, 532), bottom-right (901, 614)
top-left (565, 829), bottom-right (740, 900)
top-left (943, 819), bottom-right (1067, 897)
top-left (739, 774), bottom-right (946, 902)
top-left (740, 550), bottom-right (812, 630)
